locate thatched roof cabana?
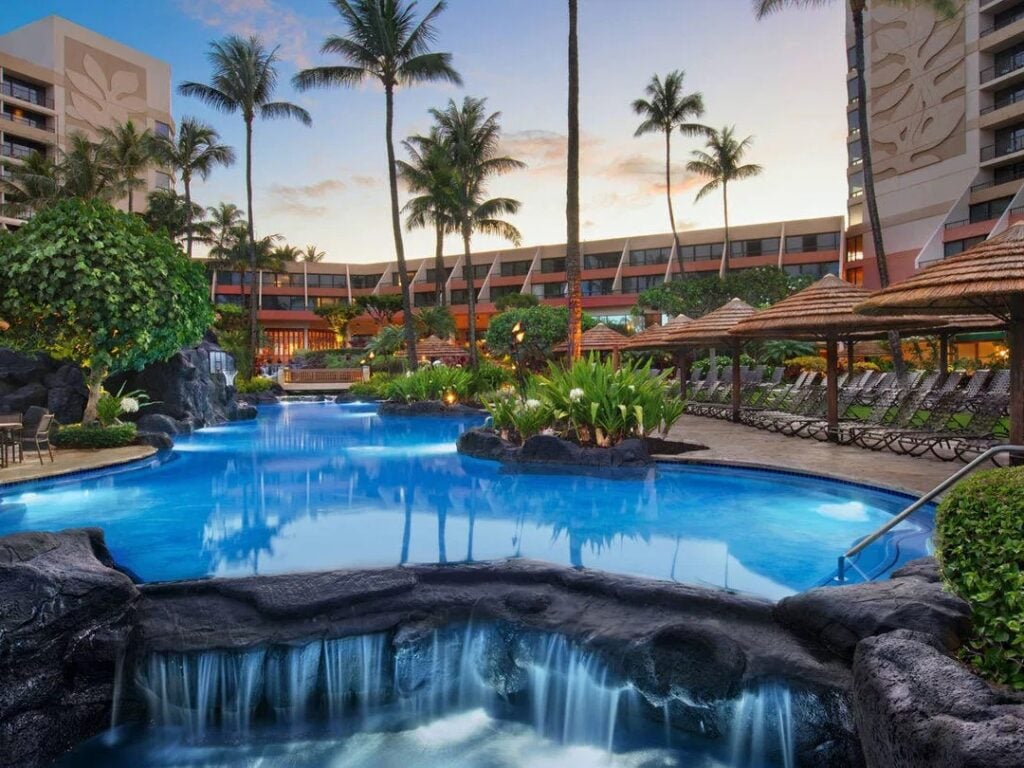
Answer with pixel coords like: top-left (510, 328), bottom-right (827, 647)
top-left (552, 323), bottom-right (628, 354)
top-left (416, 335), bottom-right (469, 365)
top-left (857, 223), bottom-right (1024, 446)
top-left (621, 314), bottom-right (693, 351)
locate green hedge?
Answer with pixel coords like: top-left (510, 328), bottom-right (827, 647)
top-left (53, 423), bottom-right (138, 449)
top-left (936, 467), bottom-right (1024, 689)
top-left (234, 376), bottom-right (275, 394)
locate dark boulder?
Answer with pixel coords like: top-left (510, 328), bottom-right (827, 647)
top-left (237, 392), bottom-right (278, 406)
top-left (501, 434), bottom-right (653, 469)
top-left (515, 433), bottom-right (582, 464)
top-left (0, 529), bottom-right (140, 768)
top-left (45, 365), bottom-right (87, 424)
top-left (456, 427), bottom-right (515, 461)
top-left (378, 400), bottom-right (482, 416)
top-left (1, 382), bottom-right (48, 413)
top-left (136, 431), bottom-right (174, 451)
top-left (774, 558), bottom-right (971, 661)
top-left (853, 629), bottom-right (1024, 768)
top-left (228, 401), bottom-right (258, 421)
top-left (0, 349), bottom-right (52, 386)
top-left (136, 413), bottom-right (182, 436)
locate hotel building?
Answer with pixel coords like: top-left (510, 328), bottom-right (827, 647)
top-left (0, 15), bottom-right (174, 229)
top-left (209, 216), bottom-right (845, 363)
top-left (843, 0), bottom-right (1024, 287)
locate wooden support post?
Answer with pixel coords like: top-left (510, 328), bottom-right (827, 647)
top-left (731, 340), bottom-right (742, 423)
top-left (846, 338), bottom-right (855, 375)
top-left (1009, 300), bottom-right (1024, 464)
top-left (676, 348), bottom-right (690, 398)
top-left (939, 332), bottom-right (950, 374)
top-left (826, 336), bottom-right (839, 443)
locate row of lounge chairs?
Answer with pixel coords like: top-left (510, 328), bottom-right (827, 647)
top-left (684, 367), bottom-right (1010, 462)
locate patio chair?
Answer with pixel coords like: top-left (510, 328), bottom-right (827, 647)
top-left (0, 413), bottom-right (23, 468)
top-left (21, 412), bottom-right (54, 465)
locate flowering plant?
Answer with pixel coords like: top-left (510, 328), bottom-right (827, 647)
top-left (95, 384), bottom-right (151, 426)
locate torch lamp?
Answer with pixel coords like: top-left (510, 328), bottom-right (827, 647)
top-left (510, 321), bottom-right (528, 399)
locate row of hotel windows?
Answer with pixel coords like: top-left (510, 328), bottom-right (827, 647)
top-left (215, 270), bottom-right (380, 289)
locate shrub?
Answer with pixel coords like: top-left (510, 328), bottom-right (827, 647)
top-left (851, 361), bottom-right (881, 373)
top-left (784, 355), bottom-right (827, 373)
top-left (235, 376), bottom-right (275, 394)
top-left (347, 372), bottom-right (394, 399)
top-left (385, 364), bottom-right (473, 403)
top-left (936, 467), bottom-right (1024, 690)
top-left (53, 423), bottom-right (138, 449)
top-left (485, 389), bottom-right (552, 442)
top-left (470, 361), bottom-right (513, 395)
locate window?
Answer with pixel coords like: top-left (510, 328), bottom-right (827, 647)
top-left (1, 77), bottom-right (48, 107)
top-left (846, 46), bottom-right (856, 70)
top-left (783, 262), bottom-right (840, 278)
top-left (450, 289), bottom-right (469, 305)
top-left (425, 267), bottom-right (454, 283)
top-left (786, 232), bottom-right (841, 253)
top-left (307, 273), bottom-right (347, 289)
top-left (995, 162), bottom-right (1024, 186)
top-left (847, 76), bottom-right (859, 103)
top-left (314, 296), bottom-right (343, 308)
top-left (1, 137), bottom-right (46, 159)
top-left (462, 263), bottom-right (490, 280)
top-left (847, 108), bottom-right (860, 134)
top-left (216, 270), bottom-right (243, 285)
top-left (532, 282), bottom-right (566, 299)
top-left (267, 273), bottom-right (303, 288)
top-left (489, 285), bottom-right (522, 300)
top-left (540, 257), bottom-right (566, 273)
top-left (628, 247), bottom-right (670, 266)
top-left (261, 295), bottom-right (309, 311)
top-left (848, 138), bottom-right (862, 166)
top-left (584, 251), bottom-right (620, 270)
top-left (581, 278), bottom-right (614, 296)
top-left (969, 196), bottom-right (1012, 223)
top-left (2, 105), bottom-right (48, 130)
top-left (154, 171), bottom-right (172, 190)
top-left (848, 171), bottom-right (864, 198)
top-left (731, 237), bottom-right (780, 258)
top-left (500, 260), bottom-right (531, 277)
top-left (391, 270), bottom-right (416, 286)
top-left (679, 242), bottom-right (721, 261)
top-left (845, 235), bottom-right (863, 263)
top-left (995, 41), bottom-right (1024, 79)
top-left (350, 273), bottom-right (382, 289)
top-left (845, 266), bottom-right (863, 286)
top-left (155, 121), bottom-right (172, 139)
top-left (413, 292), bottom-right (437, 307)
top-left (994, 124), bottom-right (1024, 158)
top-left (944, 236), bottom-right (985, 258)
top-left (621, 274), bottom-right (664, 293)
top-left (214, 293), bottom-right (243, 306)
top-left (993, 84), bottom-right (1024, 111)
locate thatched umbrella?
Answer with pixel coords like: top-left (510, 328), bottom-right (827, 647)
top-left (416, 335), bottom-right (469, 365)
top-left (622, 314), bottom-right (693, 393)
top-left (731, 275), bottom-right (933, 441)
top-left (661, 298), bottom-right (756, 422)
top-left (857, 223), bottom-right (1024, 445)
top-left (552, 322), bottom-right (628, 365)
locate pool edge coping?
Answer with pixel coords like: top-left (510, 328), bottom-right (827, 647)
top-left (0, 446), bottom-right (159, 489)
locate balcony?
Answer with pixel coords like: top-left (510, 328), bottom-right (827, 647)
top-left (981, 134), bottom-right (1024, 162)
top-left (0, 142), bottom-right (41, 160)
top-left (981, 50), bottom-right (1024, 85)
top-left (981, 5), bottom-right (1024, 36)
top-left (0, 81), bottom-right (53, 110)
top-left (0, 111), bottom-right (54, 133)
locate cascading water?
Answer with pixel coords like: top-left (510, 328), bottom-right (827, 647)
top-left (135, 624), bottom-right (802, 766)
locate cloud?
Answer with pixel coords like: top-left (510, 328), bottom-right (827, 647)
top-left (499, 130), bottom-right (602, 176)
top-left (176, 0), bottom-right (314, 67)
top-left (351, 174), bottom-right (380, 188)
top-left (268, 178), bottom-right (346, 216)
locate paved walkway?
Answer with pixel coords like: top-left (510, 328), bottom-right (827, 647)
top-left (663, 415), bottom-right (957, 496)
top-left (0, 445), bottom-right (157, 487)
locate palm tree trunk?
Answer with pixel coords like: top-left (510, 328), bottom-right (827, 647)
top-left (852, 2), bottom-right (904, 374)
top-left (127, 181), bottom-right (134, 214)
top-left (463, 227), bottom-right (479, 368)
top-left (718, 181), bottom-right (730, 279)
top-left (385, 83), bottom-right (418, 369)
top-left (245, 118), bottom-right (259, 373)
top-left (565, 0), bottom-right (583, 361)
top-left (434, 222), bottom-right (445, 306)
top-left (665, 129), bottom-right (682, 277)
top-left (184, 172), bottom-right (194, 258)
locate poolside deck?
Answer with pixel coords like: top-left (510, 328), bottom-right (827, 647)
top-left (663, 415), bottom-right (957, 497)
top-left (0, 445), bottom-right (157, 487)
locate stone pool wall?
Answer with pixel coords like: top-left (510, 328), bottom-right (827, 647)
top-left (0, 528), bottom-right (1020, 768)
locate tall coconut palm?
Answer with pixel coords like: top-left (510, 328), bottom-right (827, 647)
top-left (272, 244), bottom-right (302, 262)
top-left (754, 0), bottom-right (956, 373)
top-left (566, 0), bottom-right (582, 361)
top-left (143, 188), bottom-right (212, 244)
top-left (431, 97), bottom-right (525, 368)
top-left (302, 244), bottom-right (326, 262)
top-left (208, 202), bottom-right (246, 258)
top-left (293, 0), bottom-right (462, 369)
top-left (62, 133), bottom-right (122, 201)
top-left (0, 151), bottom-right (61, 218)
top-left (632, 70), bottom-right (709, 273)
top-left (180, 34), bottom-right (312, 368)
top-left (153, 116), bottom-right (235, 258)
top-left (687, 126), bottom-right (763, 278)
top-left (97, 119), bottom-right (158, 213)
top-left (398, 128), bottom-right (457, 306)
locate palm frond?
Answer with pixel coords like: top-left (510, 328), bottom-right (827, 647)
top-left (260, 101), bottom-right (313, 126)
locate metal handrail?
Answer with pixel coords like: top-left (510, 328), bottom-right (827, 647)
top-left (836, 444), bottom-right (1024, 583)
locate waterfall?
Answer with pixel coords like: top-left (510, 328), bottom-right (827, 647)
top-left (725, 681), bottom-right (795, 768)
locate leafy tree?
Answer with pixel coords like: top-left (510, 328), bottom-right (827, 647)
top-left (302, 244), bottom-right (326, 262)
top-left (494, 292), bottom-right (539, 311)
top-left (0, 199), bottom-right (211, 422)
top-left (180, 34), bottom-right (312, 369)
top-left (143, 188), bottom-right (212, 243)
top-left (213, 303), bottom-right (254, 378)
top-left (431, 96), bottom-right (525, 367)
top-left (356, 293), bottom-right (404, 325)
top-left (632, 70), bottom-right (709, 268)
top-left (97, 119), bottom-right (159, 213)
top-left (687, 126), bottom-right (763, 278)
top-left (294, 0), bottom-right (462, 369)
top-left (486, 305), bottom-right (596, 369)
top-left (207, 202), bottom-right (246, 257)
top-left (272, 243), bottom-right (302, 262)
top-left (636, 267), bottom-right (809, 318)
top-left (566, 0), bottom-right (582, 360)
top-left (152, 116), bottom-right (235, 257)
top-left (315, 303), bottom-right (362, 347)
top-left (415, 305), bottom-right (455, 339)
top-left (367, 325), bottom-right (405, 357)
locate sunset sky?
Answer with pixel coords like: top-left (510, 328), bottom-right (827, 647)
top-left (2, 0), bottom-right (849, 263)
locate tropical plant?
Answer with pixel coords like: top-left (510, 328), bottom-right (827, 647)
top-left (95, 384), bottom-right (150, 427)
top-left (348, 371), bottom-right (395, 398)
top-left (431, 96), bottom-right (525, 367)
top-left (687, 126), bottom-right (763, 278)
top-left (784, 355), bottom-right (827, 374)
top-left (207, 202), bottom-right (247, 259)
top-left (759, 339), bottom-right (817, 365)
top-left (632, 70), bottom-right (710, 268)
top-left (212, 303), bottom-right (254, 378)
top-left (356, 294), bottom-right (404, 325)
top-left (180, 34), bottom-right (312, 368)
top-left (566, 0), bottom-right (582, 360)
top-left (234, 376), bottom-right (276, 393)
top-left (367, 324), bottom-right (406, 357)
top-left (0, 150), bottom-right (62, 217)
top-left (302, 244), bottom-right (326, 262)
top-left (97, 119), bottom-right (160, 213)
top-left (494, 292), bottom-right (539, 311)
top-left (315, 303), bottom-right (362, 347)
top-left (152, 116), bottom-right (235, 257)
top-left (485, 389), bottom-right (552, 443)
top-left (143, 189), bottom-right (212, 243)
top-left (486, 305), bottom-right (597, 368)
top-left (385, 363), bottom-right (473, 403)
top-left (636, 267), bottom-right (806, 319)
top-left (294, 0), bottom-right (462, 368)
top-left (272, 243), bottom-right (303, 262)
top-left (53, 423), bottom-right (138, 449)
top-left (0, 199), bottom-right (211, 423)
top-left (399, 127), bottom-right (457, 305)
top-left (415, 305), bottom-right (456, 339)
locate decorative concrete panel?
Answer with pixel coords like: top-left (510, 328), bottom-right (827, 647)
top-left (63, 37), bottom-right (148, 134)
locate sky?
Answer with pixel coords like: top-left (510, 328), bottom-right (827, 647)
top-left (0, 0), bottom-right (849, 263)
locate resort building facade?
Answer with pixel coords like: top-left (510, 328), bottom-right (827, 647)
top-left (843, 0), bottom-right (1024, 287)
top-left (209, 216), bottom-right (845, 363)
top-left (0, 15), bottom-right (174, 229)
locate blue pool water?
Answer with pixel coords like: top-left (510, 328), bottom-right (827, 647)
top-left (0, 403), bottom-right (932, 598)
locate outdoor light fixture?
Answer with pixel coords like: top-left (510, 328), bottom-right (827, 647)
top-left (509, 321), bottom-right (528, 398)
top-left (443, 391), bottom-right (457, 406)
top-left (368, 351), bottom-right (376, 361)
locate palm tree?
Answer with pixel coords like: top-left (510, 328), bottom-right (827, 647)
top-left (566, 0), bottom-right (582, 360)
top-left (62, 133), bottom-right (122, 201)
top-left (154, 116), bottom-right (235, 257)
top-left (180, 34), bottom-right (312, 369)
top-left (272, 244), bottom-right (303, 262)
top-left (293, 0), bottom-right (462, 369)
top-left (431, 96), bottom-right (524, 368)
top-left (398, 128), bottom-right (457, 306)
top-left (687, 126), bottom-right (763, 278)
top-left (97, 119), bottom-right (159, 213)
top-left (207, 202), bottom-right (246, 258)
top-left (302, 244), bottom-right (326, 262)
top-left (143, 188), bottom-right (212, 243)
top-left (632, 70), bottom-right (709, 272)
top-left (0, 151), bottom-right (61, 218)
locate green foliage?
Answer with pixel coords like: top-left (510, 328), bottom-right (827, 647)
top-left (367, 325), bottom-right (405, 357)
top-left (484, 390), bottom-right (551, 442)
top-left (95, 385), bottom-right (149, 427)
top-left (937, 468), bottom-right (1024, 689)
top-left (486, 306), bottom-right (597, 367)
top-left (852, 361), bottom-right (880, 373)
top-left (347, 372), bottom-right (395, 399)
top-left (759, 339), bottom-right (816, 365)
top-left (385, 364), bottom-right (473, 403)
top-left (415, 305), bottom-right (456, 339)
top-left (471, 361), bottom-right (512, 394)
top-left (0, 199), bottom-right (212, 395)
top-left (235, 376), bottom-right (275, 393)
top-left (356, 294), bottom-right (404, 324)
top-left (784, 355), bottom-right (826, 374)
top-left (314, 303), bottom-right (361, 345)
top-left (53, 423), bottom-right (137, 449)
top-left (637, 267), bottom-right (811, 318)
top-left (494, 292), bottom-right (539, 311)
top-left (213, 303), bottom-right (252, 379)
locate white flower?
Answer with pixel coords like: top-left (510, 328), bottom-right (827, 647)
top-left (628, 385), bottom-right (636, 392)
top-left (119, 397), bottom-right (140, 414)
top-left (525, 398), bottom-right (542, 409)
top-left (569, 387), bottom-right (585, 402)
top-left (432, 360), bottom-right (444, 367)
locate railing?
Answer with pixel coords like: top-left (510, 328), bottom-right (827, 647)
top-left (944, 218), bottom-right (969, 229)
top-left (981, 54), bottom-right (1024, 83)
top-left (981, 89), bottom-right (1024, 114)
top-left (980, 7), bottom-right (1024, 37)
top-left (981, 136), bottom-right (1024, 161)
top-left (836, 444), bottom-right (1024, 583)
top-left (0, 81), bottom-right (53, 109)
top-left (0, 143), bottom-right (39, 160)
top-left (283, 367), bottom-right (366, 384)
top-left (0, 111), bottom-right (53, 132)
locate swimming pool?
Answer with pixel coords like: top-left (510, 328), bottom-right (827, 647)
top-left (0, 403), bottom-right (932, 598)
